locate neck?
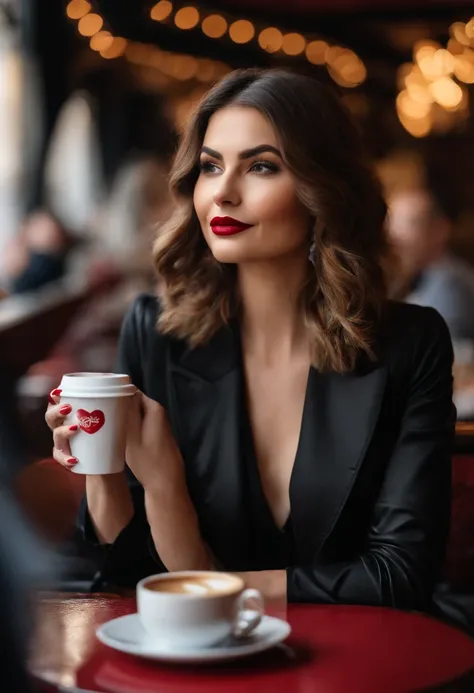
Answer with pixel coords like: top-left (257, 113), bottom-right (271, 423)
top-left (237, 253), bottom-right (309, 363)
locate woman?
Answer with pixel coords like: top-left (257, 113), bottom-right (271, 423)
top-left (46, 69), bottom-right (455, 608)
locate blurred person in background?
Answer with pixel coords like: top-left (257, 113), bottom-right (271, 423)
top-left (3, 210), bottom-right (73, 294)
top-left (387, 183), bottom-right (474, 341)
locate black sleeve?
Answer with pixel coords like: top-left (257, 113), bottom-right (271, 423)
top-left (287, 309), bottom-right (455, 610)
top-left (114, 292), bottom-right (167, 405)
top-left (77, 294), bottom-right (167, 586)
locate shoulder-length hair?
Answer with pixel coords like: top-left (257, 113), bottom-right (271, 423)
top-left (153, 68), bottom-right (388, 373)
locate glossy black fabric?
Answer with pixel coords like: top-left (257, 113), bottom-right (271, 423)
top-left (79, 293), bottom-right (456, 609)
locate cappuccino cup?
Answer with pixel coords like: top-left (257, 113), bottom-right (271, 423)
top-left (137, 571), bottom-right (264, 650)
top-left (59, 372), bottom-right (136, 475)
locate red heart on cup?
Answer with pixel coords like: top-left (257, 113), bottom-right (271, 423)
top-left (77, 409), bottom-right (105, 434)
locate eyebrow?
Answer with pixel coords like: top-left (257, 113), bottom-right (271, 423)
top-left (200, 144), bottom-right (282, 161)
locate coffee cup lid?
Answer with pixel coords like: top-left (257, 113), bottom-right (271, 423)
top-left (59, 372), bottom-right (136, 398)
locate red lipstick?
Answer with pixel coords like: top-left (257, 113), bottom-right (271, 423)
top-left (210, 216), bottom-right (252, 236)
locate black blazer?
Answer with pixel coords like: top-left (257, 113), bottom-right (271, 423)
top-left (80, 294), bottom-right (456, 610)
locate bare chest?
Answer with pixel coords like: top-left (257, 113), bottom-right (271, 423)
top-left (244, 361), bottom-right (309, 528)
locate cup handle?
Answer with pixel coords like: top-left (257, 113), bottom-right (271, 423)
top-left (233, 588), bottom-right (264, 639)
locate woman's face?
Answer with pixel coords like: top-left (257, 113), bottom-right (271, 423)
top-left (193, 106), bottom-right (311, 264)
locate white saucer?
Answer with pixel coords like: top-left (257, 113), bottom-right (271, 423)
top-left (96, 613), bottom-right (291, 664)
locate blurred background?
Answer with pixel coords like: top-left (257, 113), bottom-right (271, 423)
top-left (0, 0), bottom-right (474, 594)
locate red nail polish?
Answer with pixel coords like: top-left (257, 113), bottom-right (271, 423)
top-left (67, 457), bottom-right (77, 465)
top-left (69, 425), bottom-right (78, 431)
top-left (59, 404), bottom-right (72, 415)
top-left (48, 388), bottom-right (62, 404)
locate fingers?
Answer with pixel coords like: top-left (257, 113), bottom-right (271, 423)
top-left (52, 447), bottom-right (78, 469)
top-left (126, 391), bottom-right (163, 446)
top-left (52, 424), bottom-right (79, 468)
top-left (126, 390), bottom-right (142, 446)
top-left (141, 392), bottom-right (166, 436)
top-left (141, 392), bottom-right (164, 414)
top-left (141, 393), bottom-right (175, 453)
top-left (47, 387), bottom-right (62, 405)
top-left (45, 401), bottom-right (73, 431)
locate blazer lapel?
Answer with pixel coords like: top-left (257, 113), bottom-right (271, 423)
top-left (165, 322), bottom-right (388, 569)
top-left (292, 363), bottom-right (388, 562)
top-left (166, 323), bottom-right (253, 567)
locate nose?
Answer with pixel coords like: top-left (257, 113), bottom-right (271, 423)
top-left (213, 173), bottom-right (241, 208)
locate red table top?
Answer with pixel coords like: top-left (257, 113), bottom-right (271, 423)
top-left (31, 593), bottom-right (474, 693)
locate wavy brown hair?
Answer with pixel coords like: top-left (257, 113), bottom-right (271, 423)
top-left (153, 69), bottom-right (389, 373)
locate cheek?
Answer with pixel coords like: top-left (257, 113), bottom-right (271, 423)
top-left (193, 178), bottom-right (213, 224)
top-left (253, 182), bottom-right (308, 233)
top-left (192, 181), bottom-right (204, 222)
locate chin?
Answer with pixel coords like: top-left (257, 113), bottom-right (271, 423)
top-left (207, 236), bottom-right (255, 264)
top-left (210, 249), bottom-right (250, 264)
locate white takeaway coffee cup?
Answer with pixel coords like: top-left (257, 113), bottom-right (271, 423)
top-left (58, 372), bottom-right (136, 475)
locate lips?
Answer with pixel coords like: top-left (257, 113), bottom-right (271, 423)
top-left (210, 216), bottom-right (252, 236)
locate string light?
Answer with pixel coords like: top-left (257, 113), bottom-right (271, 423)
top-left (100, 37), bottom-right (128, 60)
top-left (258, 27), bottom-right (283, 53)
top-left (174, 7), bottom-right (200, 30)
top-left (65, 1), bottom-right (366, 90)
top-left (397, 90), bottom-right (431, 119)
top-left (66, 0), bottom-right (91, 20)
top-left (150, 1), bottom-right (173, 22)
top-left (282, 33), bottom-right (305, 56)
top-left (398, 112), bottom-right (432, 138)
top-left (450, 22), bottom-right (470, 47)
top-left (454, 49), bottom-right (474, 83)
top-left (305, 40), bottom-right (328, 65)
top-left (201, 14), bottom-right (227, 39)
top-left (90, 31), bottom-right (113, 52)
top-left (447, 38), bottom-right (464, 55)
top-left (77, 13), bottom-right (103, 36)
top-left (229, 20), bottom-right (255, 44)
top-left (430, 76), bottom-right (463, 109)
top-left (396, 20), bottom-right (472, 137)
top-left (466, 18), bottom-right (474, 39)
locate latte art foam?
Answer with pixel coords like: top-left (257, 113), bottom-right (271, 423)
top-left (144, 574), bottom-right (241, 596)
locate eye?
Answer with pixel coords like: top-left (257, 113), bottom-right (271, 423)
top-left (199, 160), bottom-right (221, 174)
top-left (249, 160), bottom-right (280, 175)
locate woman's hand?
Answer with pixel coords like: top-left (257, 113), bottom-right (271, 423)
top-left (126, 391), bottom-right (187, 493)
top-left (127, 391), bottom-right (212, 571)
top-left (45, 387), bottom-right (133, 544)
top-left (45, 388), bottom-right (79, 469)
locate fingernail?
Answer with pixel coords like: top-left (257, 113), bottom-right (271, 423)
top-left (67, 457), bottom-right (78, 465)
top-left (69, 425), bottom-right (78, 431)
top-left (48, 389), bottom-right (62, 404)
top-left (59, 404), bottom-right (72, 415)
top-left (48, 388), bottom-right (62, 404)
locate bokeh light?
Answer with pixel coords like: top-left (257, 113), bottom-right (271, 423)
top-left (174, 7), bottom-right (200, 30)
top-left (78, 14), bottom-right (103, 37)
top-left (66, 0), bottom-right (91, 20)
top-left (201, 15), bottom-right (227, 39)
top-left (229, 20), bottom-right (255, 44)
top-left (150, 1), bottom-right (173, 22)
